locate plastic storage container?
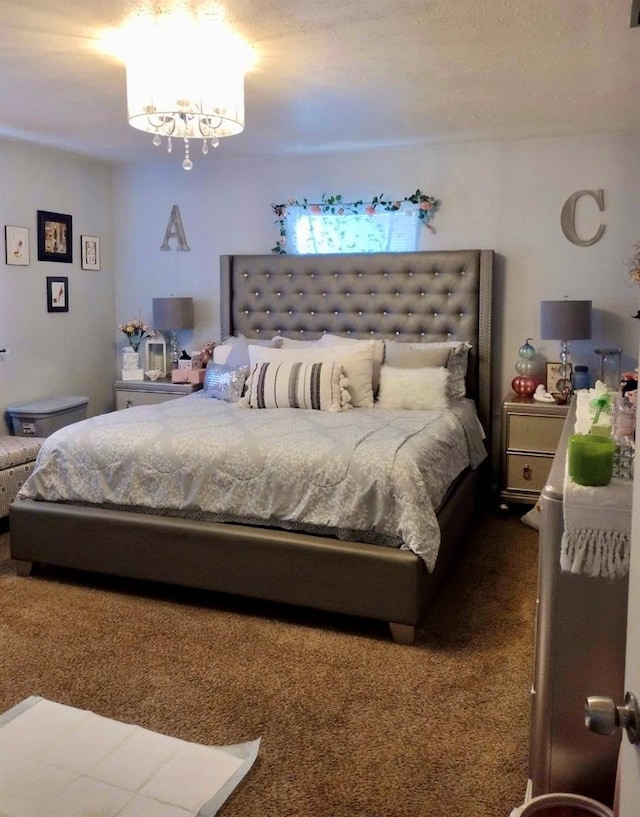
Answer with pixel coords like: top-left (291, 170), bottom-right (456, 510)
top-left (510, 793), bottom-right (613, 816)
top-left (6, 395), bottom-right (89, 437)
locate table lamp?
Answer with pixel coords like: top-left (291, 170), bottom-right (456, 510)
top-left (540, 299), bottom-right (592, 392)
top-left (152, 297), bottom-right (194, 370)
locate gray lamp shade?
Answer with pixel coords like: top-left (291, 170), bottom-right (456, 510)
top-left (540, 300), bottom-right (592, 341)
top-left (152, 297), bottom-right (194, 330)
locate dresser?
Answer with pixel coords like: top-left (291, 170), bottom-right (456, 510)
top-left (528, 403), bottom-right (629, 806)
top-left (500, 393), bottom-right (569, 507)
top-left (114, 379), bottom-right (202, 410)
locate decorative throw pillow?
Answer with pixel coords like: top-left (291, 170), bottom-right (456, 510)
top-left (383, 340), bottom-right (471, 399)
top-left (202, 363), bottom-right (249, 403)
top-left (243, 360), bottom-right (349, 412)
top-left (317, 335), bottom-right (385, 395)
top-left (376, 365), bottom-right (450, 410)
top-left (212, 334), bottom-right (282, 367)
top-left (278, 336), bottom-right (322, 349)
top-left (248, 344), bottom-right (375, 408)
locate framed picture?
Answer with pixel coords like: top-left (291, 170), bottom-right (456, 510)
top-left (37, 210), bottom-right (72, 263)
top-left (4, 225), bottom-right (30, 265)
top-left (546, 361), bottom-right (572, 392)
top-left (81, 235), bottom-right (100, 270)
top-left (46, 276), bottom-right (69, 312)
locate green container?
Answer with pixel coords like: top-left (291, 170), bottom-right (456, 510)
top-left (568, 433), bottom-right (615, 486)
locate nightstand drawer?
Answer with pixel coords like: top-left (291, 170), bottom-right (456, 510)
top-left (506, 453), bottom-right (554, 493)
top-left (115, 391), bottom-right (186, 410)
top-left (114, 379), bottom-right (202, 410)
top-left (508, 414), bottom-right (565, 453)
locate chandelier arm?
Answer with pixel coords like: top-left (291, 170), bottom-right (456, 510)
top-left (146, 114), bottom-right (177, 136)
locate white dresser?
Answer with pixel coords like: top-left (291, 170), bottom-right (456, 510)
top-left (529, 403), bottom-right (629, 807)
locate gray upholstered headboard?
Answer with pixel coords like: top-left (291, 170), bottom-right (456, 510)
top-left (220, 250), bottom-right (493, 435)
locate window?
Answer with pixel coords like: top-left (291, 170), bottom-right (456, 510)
top-left (271, 191), bottom-right (438, 255)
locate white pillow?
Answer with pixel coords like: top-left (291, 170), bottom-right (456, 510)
top-left (243, 360), bottom-right (348, 412)
top-left (279, 337), bottom-right (322, 349)
top-left (248, 344), bottom-right (375, 408)
top-left (317, 335), bottom-right (385, 395)
top-left (213, 334), bottom-right (282, 367)
top-left (376, 365), bottom-right (450, 410)
top-left (383, 340), bottom-right (471, 399)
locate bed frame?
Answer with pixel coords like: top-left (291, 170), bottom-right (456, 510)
top-left (10, 250), bottom-right (493, 644)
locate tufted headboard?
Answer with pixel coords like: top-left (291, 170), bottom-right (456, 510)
top-left (220, 250), bottom-right (493, 434)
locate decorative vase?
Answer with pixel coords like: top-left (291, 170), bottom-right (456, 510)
top-left (121, 346), bottom-right (144, 381)
top-left (122, 346), bottom-right (140, 370)
top-left (512, 338), bottom-right (539, 395)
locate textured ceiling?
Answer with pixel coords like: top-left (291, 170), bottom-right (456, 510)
top-left (1, 0), bottom-right (639, 165)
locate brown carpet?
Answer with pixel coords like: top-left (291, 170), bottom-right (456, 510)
top-left (0, 510), bottom-right (537, 817)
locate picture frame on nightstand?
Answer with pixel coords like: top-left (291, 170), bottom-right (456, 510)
top-left (546, 362), bottom-right (572, 392)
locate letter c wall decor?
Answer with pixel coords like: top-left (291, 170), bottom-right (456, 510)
top-left (560, 189), bottom-right (606, 246)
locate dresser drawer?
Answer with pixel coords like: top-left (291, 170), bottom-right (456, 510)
top-left (505, 453), bottom-right (554, 493)
top-left (508, 414), bottom-right (565, 453)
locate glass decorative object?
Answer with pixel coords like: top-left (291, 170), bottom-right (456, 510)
top-left (595, 348), bottom-right (622, 391)
top-left (512, 338), bottom-right (538, 395)
top-left (568, 433), bottom-right (615, 486)
top-left (610, 392), bottom-right (636, 479)
top-left (572, 365), bottom-right (590, 391)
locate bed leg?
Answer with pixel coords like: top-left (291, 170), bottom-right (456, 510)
top-left (389, 622), bottom-right (416, 645)
top-left (14, 559), bottom-right (33, 577)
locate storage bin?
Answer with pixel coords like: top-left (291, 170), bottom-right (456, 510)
top-left (6, 395), bottom-right (89, 437)
top-left (510, 793), bottom-right (613, 817)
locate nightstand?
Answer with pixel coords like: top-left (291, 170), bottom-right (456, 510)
top-left (499, 392), bottom-right (570, 507)
top-left (114, 379), bottom-right (202, 410)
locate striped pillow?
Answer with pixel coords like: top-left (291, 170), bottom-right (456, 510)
top-left (244, 361), bottom-right (349, 412)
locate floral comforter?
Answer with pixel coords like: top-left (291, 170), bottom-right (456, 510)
top-left (17, 394), bottom-right (486, 571)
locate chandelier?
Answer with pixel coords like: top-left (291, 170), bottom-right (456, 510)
top-left (123, 5), bottom-right (248, 170)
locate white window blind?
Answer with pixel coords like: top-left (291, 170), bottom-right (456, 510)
top-left (271, 191), bottom-right (437, 255)
top-left (287, 209), bottom-right (420, 255)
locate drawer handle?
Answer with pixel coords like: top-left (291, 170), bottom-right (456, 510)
top-left (522, 464), bottom-right (532, 481)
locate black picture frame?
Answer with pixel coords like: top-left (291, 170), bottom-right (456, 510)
top-left (46, 276), bottom-right (69, 312)
top-left (37, 210), bottom-right (73, 263)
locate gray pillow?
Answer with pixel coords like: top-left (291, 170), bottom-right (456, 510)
top-left (203, 363), bottom-right (249, 402)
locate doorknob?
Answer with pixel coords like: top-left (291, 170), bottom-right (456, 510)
top-left (585, 691), bottom-right (640, 744)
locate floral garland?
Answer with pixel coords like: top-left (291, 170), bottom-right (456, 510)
top-left (271, 189), bottom-right (438, 255)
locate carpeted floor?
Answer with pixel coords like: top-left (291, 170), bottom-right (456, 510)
top-left (0, 510), bottom-right (538, 817)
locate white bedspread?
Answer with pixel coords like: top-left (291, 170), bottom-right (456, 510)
top-left (17, 395), bottom-right (486, 571)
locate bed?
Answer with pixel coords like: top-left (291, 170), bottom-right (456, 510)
top-left (10, 249), bottom-right (493, 644)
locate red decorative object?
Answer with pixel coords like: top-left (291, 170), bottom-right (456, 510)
top-left (512, 375), bottom-right (537, 396)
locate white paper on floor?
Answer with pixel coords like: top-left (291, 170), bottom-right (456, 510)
top-left (0, 697), bottom-right (260, 817)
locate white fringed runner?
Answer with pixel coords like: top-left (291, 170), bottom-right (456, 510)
top-left (0, 697), bottom-right (260, 817)
top-left (561, 468), bottom-right (632, 579)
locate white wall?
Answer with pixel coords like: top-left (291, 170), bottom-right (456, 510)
top-left (0, 139), bottom-right (115, 434)
top-left (112, 131), bottom-right (640, 449)
top-left (2, 132), bottom-right (638, 450)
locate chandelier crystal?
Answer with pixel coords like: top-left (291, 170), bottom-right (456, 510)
top-left (124, 6), bottom-right (247, 170)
